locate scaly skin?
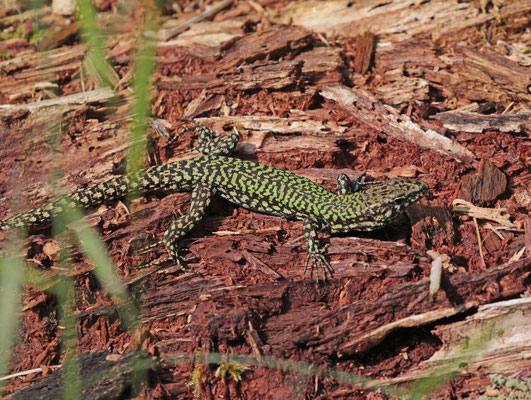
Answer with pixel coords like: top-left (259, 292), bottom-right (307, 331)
top-left (0, 120), bottom-right (428, 280)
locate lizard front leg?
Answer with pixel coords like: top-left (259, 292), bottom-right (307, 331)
top-left (336, 173), bottom-right (366, 195)
top-left (162, 183), bottom-right (214, 269)
top-left (302, 219), bottom-right (334, 282)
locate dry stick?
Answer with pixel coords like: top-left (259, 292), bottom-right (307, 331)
top-left (159, 0), bottom-right (234, 41)
top-left (0, 87), bottom-right (115, 117)
top-left (473, 217), bottom-right (486, 269)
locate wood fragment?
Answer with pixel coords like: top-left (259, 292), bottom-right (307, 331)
top-left (158, 19), bottom-right (244, 50)
top-left (429, 256), bottom-right (442, 298)
top-left (0, 87), bottom-right (115, 118)
top-left (375, 76), bottom-right (430, 105)
top-left (452, 199), bottom-right (515, 228)
top-left (195, 115), bottom-right (330, 136)
top-left (352, 31), bottom-right (374, 74)
top-left (434, 110), bottom-right (531, 134)
top-left (320, 85), bottom-right (476, 163)
top-left (277, 0), bottom-right (531, 42)
top-left (0, 44), bottom-right (85, 73)
top-left (526, 217), bottom-right (531, 256)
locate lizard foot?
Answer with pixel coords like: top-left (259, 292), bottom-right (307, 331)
top-left (303, 249), bottom-right (334, 282)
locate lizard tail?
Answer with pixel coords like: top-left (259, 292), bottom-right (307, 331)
top-left (0, 175), bottom-right (140, 231)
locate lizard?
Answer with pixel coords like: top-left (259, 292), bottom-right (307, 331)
top-left (0, 119), bottom-right (429, 280)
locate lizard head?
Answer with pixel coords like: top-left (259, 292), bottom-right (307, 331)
top-left (330, 178), bottom-right (428, 232)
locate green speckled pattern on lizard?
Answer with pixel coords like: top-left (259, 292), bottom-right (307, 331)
top-left (0, 120), bottom-right (428, 280)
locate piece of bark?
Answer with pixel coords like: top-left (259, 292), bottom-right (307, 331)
top-left (429, 46), bottom-right (531, 104)
top-left (320, 84), bottom-right (476, 163)
top-left (375, 76), bottom-right (430, 105)
top-left (217, 60), bottom-right (304, 91)
top-left (352, 31), bottom-right (374, 74)
top-left (292, 46), bottom-right (344, 86)
top-left (158, 19), bottom-right (245, 51)
top-left (158, 60), bottom-right (303, 92)
top-left (461, 159), bottom-right (508, 203)
top-left (182, 91), bottom-right (226, 119)
top-left (218, 26), bottom-right (312, 69)
top-left (452, 199), bottom-right (514, 228)
top-left (447, 46), bottom-right (531, 98)
top-left (433, 110), bottom-right (531, 134)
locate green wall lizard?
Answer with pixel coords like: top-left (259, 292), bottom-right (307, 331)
top-left (0, 120), bottom-right (428, 280)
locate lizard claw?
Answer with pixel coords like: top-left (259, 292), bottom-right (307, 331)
top-left (303, 252), bottom-right (334, 282)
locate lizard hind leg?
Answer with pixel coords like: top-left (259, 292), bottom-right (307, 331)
top-left (161, 183), bottom-right (214, 270)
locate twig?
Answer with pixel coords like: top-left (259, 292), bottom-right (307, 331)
top-left (158, 0), bottom-right (234, 41)
top-left (473, 217), bottom-right (486, 269)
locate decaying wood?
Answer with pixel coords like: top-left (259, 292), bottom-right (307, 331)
top-left (219, 26), bottom-right (312, 69)
top-left (194, 115), bottom-right (330, 136)
top-left (320, 85), bottom-right (476, 163)
top-left (159, 60), bottom-right (304, 92)
top-left (142, 258), bottom-right (530, 357)
top-left (374, 296), bottom-right (531, 387)
top-left (352, 31), bottom-right (374, 74)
